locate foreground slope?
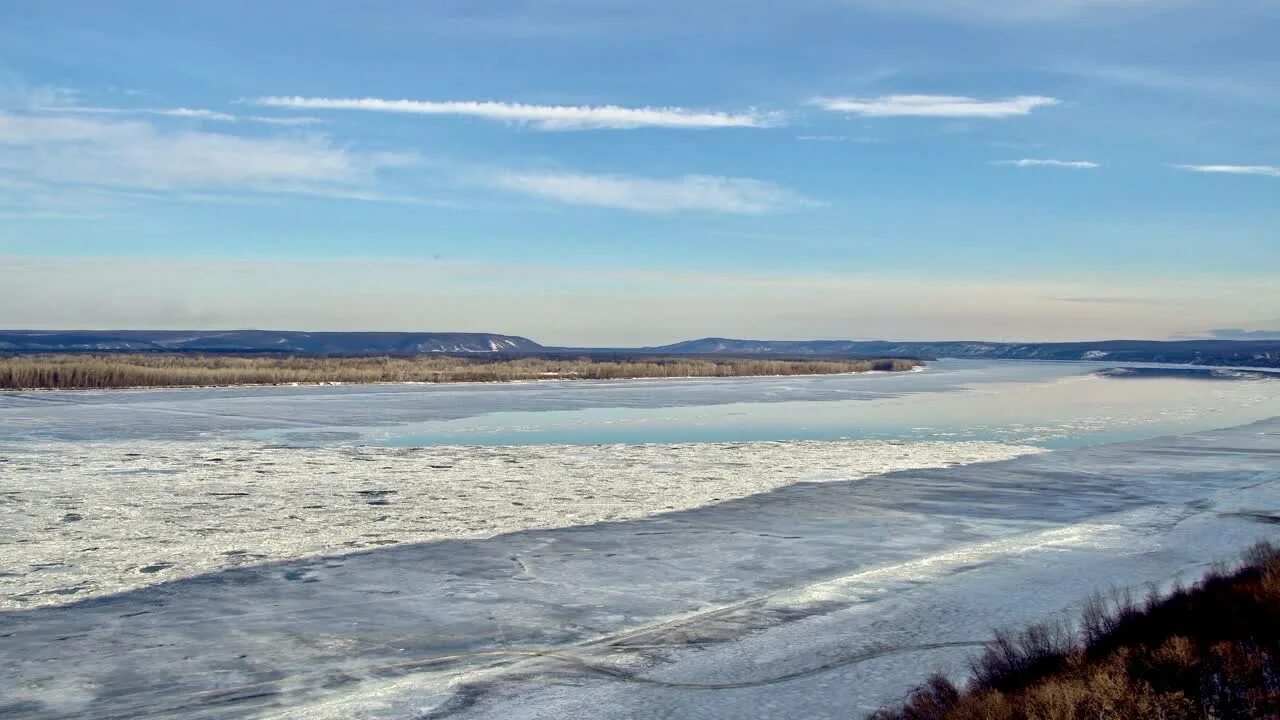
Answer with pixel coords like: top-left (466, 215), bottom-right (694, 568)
top-left (873, 543), bottom-right (1280, 719)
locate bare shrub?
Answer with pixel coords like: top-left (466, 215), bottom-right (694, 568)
top-left (869, 541), bottom-right (1280, 720)
top-left (970, 620), bottom-right (1076, 693)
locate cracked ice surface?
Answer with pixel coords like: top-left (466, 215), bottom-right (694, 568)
top-left (1, 439), bottom-right (1042, 608)
top-left (411, 492), bottom-right (1280, 720)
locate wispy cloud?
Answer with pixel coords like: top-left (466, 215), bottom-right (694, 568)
top-left (994, 158), bottom-right (1100, 169)
top-left (1055, 65), bottom-right (1271, 103)
top-left (64, 106), bottom-right (240, 121)
top-left (811, 94), bottom-right (1061, 118)
top-left (3, 82), bottom-right (311, 124)
top-left (488, 171), bottom-right (816, 214)
top-left (1174, 164), bottom-right (1280, 177)
top-left (43, 105), bottom-right (320, 126)
top-left (0, 111), bottom-right (414, 201)
top-left (254, 96), bottom-right (777, 130)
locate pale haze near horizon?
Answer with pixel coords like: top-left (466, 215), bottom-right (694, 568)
top-left (3, 257), bottom-right (1274, 346)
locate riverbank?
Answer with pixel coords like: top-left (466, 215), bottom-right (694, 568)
top-left (872, 541), bottom-right (1280, 719)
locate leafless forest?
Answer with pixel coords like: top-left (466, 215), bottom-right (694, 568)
top-left (0, 353), bottom-right (920, 390)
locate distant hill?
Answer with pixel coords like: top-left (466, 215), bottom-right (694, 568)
top-left (4, 331), bottom-right (1278, 369)
top-left (646, 338), bottom-right (1280, 368)
top-left (0, 330), bottom-right (542, 355)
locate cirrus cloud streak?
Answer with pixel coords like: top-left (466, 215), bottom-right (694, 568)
top-left (811, 94), bottom-right (1061, 118)
top-left (255, 96), bottom-right (777, 130)
top-left (994, 158), bottom-right (1100, 169)
top-left (72, 106), bottom-right (319, 125)
top-left (1175, 164), bottom-right (1280, 177)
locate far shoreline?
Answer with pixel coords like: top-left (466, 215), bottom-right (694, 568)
top-left (0, 366), bottom-right (927, 393)
top-left (0, 354), bottom-right (925, 391)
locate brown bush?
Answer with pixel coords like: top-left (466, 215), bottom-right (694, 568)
top-left (872, 541), bottom-right (1280, 720)
top-left (970, 621), bottom-right (1076, 694)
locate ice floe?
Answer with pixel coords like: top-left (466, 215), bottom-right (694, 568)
top-left (2, 439), bottom-right (1041, 607)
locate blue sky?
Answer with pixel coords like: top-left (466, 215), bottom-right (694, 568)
top-left (1, 0), bottom-right (1277, 345)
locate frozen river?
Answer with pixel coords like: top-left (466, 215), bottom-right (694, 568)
top-left (1, 360), bottom-right (1279, 718)
top-left (2, 360), bottom-right (1276, 448)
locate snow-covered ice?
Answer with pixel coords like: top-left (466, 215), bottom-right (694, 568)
top-left (1, 439), bottom-right (1042, 607)
top-left (2, 420), bottom-right (1279, 719)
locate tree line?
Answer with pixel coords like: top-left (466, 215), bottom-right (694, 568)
top-left (0, 353), bottom-right (920, 390)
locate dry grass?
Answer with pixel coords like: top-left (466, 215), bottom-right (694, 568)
top-left (0, 353), bottom-right (920, 390)
top-left (870, 541), bottom-right (1280, 720)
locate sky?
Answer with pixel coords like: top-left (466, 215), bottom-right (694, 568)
top-left (1, 0), bottom-right (1277, 346)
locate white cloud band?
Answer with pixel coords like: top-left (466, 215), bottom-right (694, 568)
top-left (254, 96), bottom-right (776, 130)
top-left (811, 94), bottom-right (1061, 118)
top-left (994, 158), bottom-right (1100, 169)
top-left (1175, 164), bottom-right (1280, 177)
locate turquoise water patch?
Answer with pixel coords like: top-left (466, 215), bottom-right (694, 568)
top-left (259, 369), bottom-right (1280, 449)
